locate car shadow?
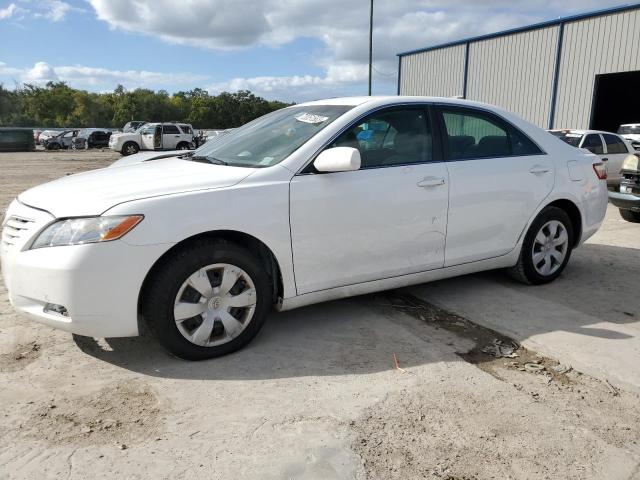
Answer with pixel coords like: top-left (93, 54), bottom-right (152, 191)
top-left (74, 243), bottom-right (640, 381)
top-left (72, 294), bottom-right (464, 380)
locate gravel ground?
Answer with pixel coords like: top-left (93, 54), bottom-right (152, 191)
top-left (1, 150), bottom-right (639, 479)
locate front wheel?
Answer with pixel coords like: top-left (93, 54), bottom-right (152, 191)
top-left (142, 240), bottom-right (271, 360)
top-left (121, 142), bottom-right (139, 156)
top-left (508, 206), bottom-right (574, 285)
top-left (176, 142), bottom-right (192, 150)
top-left (620, 208), bottom-right (640, 223)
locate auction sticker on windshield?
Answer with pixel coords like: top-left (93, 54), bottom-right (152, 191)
top-left (295, 113), bottom-right (329, 124)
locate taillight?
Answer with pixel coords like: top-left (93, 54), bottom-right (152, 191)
top-left (593, 162), bottom-right (607, 180)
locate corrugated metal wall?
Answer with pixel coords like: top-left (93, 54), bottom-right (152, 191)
top-left (465, 27), bottom-right (559, 127)
top-left (398, 7), bottom-right (640, 130)
top-left (398, 44), bottom-right (466, 97)
top-left (553, 9), bottom-right (640, 129)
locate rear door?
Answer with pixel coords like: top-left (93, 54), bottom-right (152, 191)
top-left (435, 105), bottom-right (553, 266)
top-left (162, 124), bottom-right (180, 149)
top-left (602, 133), bottom-right (632, 186)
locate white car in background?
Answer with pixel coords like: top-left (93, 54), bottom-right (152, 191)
top-left (618, 124), bottom-right (640, 149)
top-left (550, 129), bottom-right (635, 187)
top-left (38, 130), bottom-right (62, 146)
top-left (109, 122), bottom-right (194, 156)
top-left (2, 96), bottom-right (608, 360)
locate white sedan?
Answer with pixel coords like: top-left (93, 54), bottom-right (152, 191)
top-left (1, 97), bottom-right (608, 360)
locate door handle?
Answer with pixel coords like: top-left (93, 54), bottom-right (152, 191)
top-left (601, 157), bottom-right (609, 162)
top-left (529, 165), bottom-right (550, 175)
top-left (417, 177), bottom-right (446, 188)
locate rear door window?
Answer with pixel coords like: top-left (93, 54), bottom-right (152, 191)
top-left (163, 125), bottom-right (180, 134)
top-left (602, 133), bottom-right (628, 154)
top-left (439, 106), bottom-right (542, 160)
top-left (581, 134), bottom-right (604, 154)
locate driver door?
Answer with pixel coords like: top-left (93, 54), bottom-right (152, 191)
top-left (289, 105), bottom-right (449, 294)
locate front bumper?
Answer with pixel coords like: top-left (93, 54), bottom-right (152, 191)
top-left (1, 201), bottom-right (171, 338)
top-left (608, 191), bottom-right (640, 211)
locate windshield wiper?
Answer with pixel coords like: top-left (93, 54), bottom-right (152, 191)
top-left (189, 155), bottom-right (228, 165)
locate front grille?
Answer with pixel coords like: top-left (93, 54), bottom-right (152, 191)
top-left (2, 215), bottom-right (35, 248)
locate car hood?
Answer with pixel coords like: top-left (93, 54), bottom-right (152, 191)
top-left (111, 132), bottom-right (139, 140)
top-left (18, 158), bottom-right (256, 217)
top-left (109, 150), bottom-right (184, 168)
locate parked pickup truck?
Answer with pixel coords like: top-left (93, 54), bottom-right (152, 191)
top-left (608, 154), bottom-right (640, 223)
top-left (109, 122), bottom-right (194, 156)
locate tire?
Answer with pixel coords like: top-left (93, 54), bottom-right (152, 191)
top-left (47, 142), bottom-right (61, 150)
top-left (176, 142), bottom-right (191, 150)
top-left (619, 208), bottom-right (640, 223)
top-left (121, 141), bottom-right (139, 156)
top-left (508, 206), bottom-right (574, 285)
top-left (141, 240), bottom-right (272, 360)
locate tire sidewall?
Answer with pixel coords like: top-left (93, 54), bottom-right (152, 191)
top-left (620, 208), bottom-right (640, 223)
top-left (144, 241), bottom-right (271, 360)
top-left (122, 142), bottom-right (139, 156)
top-left (520, 207), bottom-right (574, 285)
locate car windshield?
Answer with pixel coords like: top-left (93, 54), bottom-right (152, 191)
top-left (552, 131), bottom-right (583, 148)
top-left (193, 105), bottom-right (353, 167)
top-left (618, 125), bottom-right (640, 134)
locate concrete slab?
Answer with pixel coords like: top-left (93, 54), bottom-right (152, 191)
top-left (408, 205), bottom-right (640, 393)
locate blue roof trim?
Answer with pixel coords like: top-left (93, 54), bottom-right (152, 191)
top-left (397, 2), bottom-right (640, 57)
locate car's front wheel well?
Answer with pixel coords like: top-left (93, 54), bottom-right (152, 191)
top-left (545, 199), bottom-right (582, 247)
top-left (138, 230), bottom-right (283, 327)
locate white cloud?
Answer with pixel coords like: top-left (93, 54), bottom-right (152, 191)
top-left (0, 3), bottom-right (18, 19)
top-left (35, 1), bottom-right (72, 22)
top-left (11, 0), bottom-right (81, 22)
top-left (0, 60), bottom-right (209, 90)
top-left (86, 0), bottom-right (628, 100)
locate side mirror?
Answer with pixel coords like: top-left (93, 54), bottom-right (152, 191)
top-left (314, 147), bottom-right (361, 173)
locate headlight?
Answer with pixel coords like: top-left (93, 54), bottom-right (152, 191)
top-left (30, 215), bottom-right (143, 249)
top-left (622, 154), bottom-right (639, 171)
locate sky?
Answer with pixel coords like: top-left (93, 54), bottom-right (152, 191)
top-left (0, 0), bottom-right (631, 102)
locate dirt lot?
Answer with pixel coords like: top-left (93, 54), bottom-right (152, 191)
top-left (1, 150), bottom-right (639, 479)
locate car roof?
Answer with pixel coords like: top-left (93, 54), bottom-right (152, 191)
top-left (550, 129), bottom-right (620, 136)
top-left (294, 95), bottom-right (524, 112)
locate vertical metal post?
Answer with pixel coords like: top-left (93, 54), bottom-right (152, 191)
top-left (397, 56), bottom-right (402, 95)
top-left (548, 22), bottom-right (565, 129)
top-left (368, 0), bottom-right (373, 96)
top-left (462, 42), bottom-right (470, 99)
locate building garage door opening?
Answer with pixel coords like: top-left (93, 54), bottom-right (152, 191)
top-left (590, 71), bottom-right (640, 133)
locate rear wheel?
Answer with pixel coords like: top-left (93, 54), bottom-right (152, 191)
top-left (122, 142), bottom-right (139, 156)
top-left (508, 206), bottom-right (574, 285)
top-left (142, 240), bottom-right (271, 360)
top-left (176, 141), bottom-right (191, 150)
top-left (619, 208), bottom-right (640, 223)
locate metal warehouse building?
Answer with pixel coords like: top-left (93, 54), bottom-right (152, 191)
top-left (397, 3), bottom-right (640, 133)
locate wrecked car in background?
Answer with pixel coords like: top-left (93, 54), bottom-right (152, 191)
top-left (44, 130), bottom-right (79, 150)
top-left (608, 153), bottom-right (640, 223)
top-left (71, 129), bottom-right (112, 150)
